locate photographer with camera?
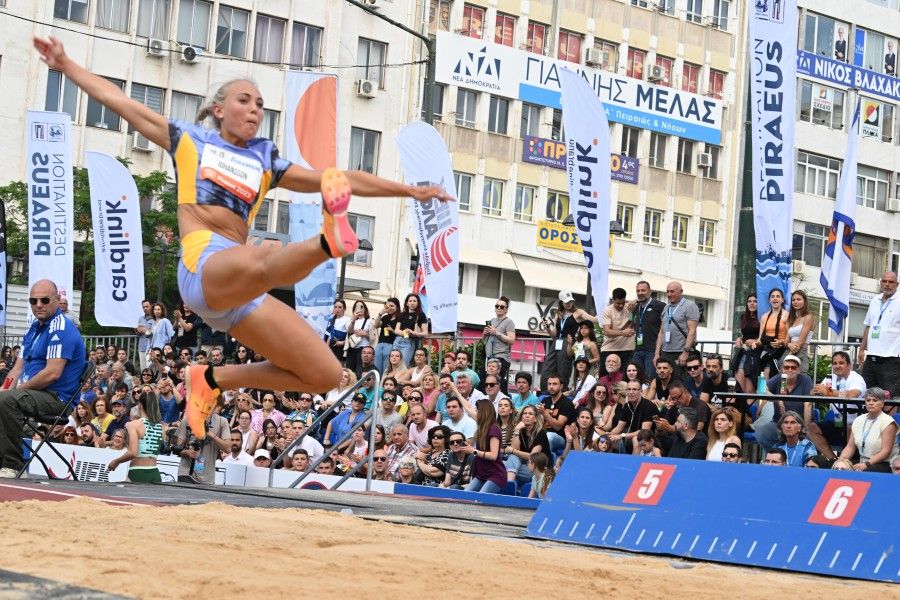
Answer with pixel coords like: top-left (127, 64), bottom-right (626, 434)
top-left (173, 395), bottom-right (230, 483)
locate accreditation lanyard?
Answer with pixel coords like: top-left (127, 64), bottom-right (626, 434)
top-left (859, 418), bottom-right (876, 455)
top-left (666, 300), bottom-right (684, 332)
top-left (556, 315), bottom-right (569, 340)
top-left (636, 301), bottom-right (649, 335)
top-left (875, 298), bottom-right (893, 327)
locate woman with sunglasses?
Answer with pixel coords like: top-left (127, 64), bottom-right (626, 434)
top-left (587, 383), bottom-right (616, 432)
top-left (61, 426), bottom-right (80, 446)
top-left (250, 392), bottom-right (286, 435)
top-left (483, 296), bottom-right (516, 390)
top-left (441, 431), bottom-right (475, 489)
top-left (416, 424), bottom-right (451, 486)
top-left (394, 294), bottom-right (428, 366)
top-left (108, 390), bottom-right (166, 483)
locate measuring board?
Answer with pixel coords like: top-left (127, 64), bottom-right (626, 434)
top-left (527, 453), bottom-right (899, 583)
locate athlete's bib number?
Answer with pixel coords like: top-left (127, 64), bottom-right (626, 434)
top-left (199, 145), bottom-right (263, 203)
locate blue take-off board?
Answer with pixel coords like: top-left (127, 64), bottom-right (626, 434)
top-left (527, 453), bottom-right (899, 583)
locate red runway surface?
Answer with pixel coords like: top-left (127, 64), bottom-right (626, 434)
top-left (0, 482), bottom-right (156, 506)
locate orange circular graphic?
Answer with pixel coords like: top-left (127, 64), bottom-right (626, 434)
top-left (293, 77), bottom-right (337, 170)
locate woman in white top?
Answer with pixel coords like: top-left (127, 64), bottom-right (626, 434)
top-left (705, 407), bottom-right (742, 461)
top-left (344, 300), bottom-right (373, 374)
top-left (839, 387), bottom-right (899, 473)
top-left (325, 299), bottom-right (352, 361)
top-left (322, 368), bottom-right (358, 412)
top-left (786, 290), bottom-right (815, 374)
top-left (567, 357), bottom-right (597, 407)
top-left (396, 347), bottom-right (433, 387)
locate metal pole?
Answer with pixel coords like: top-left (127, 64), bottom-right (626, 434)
top-left (157, 245), bottom-right (165, 302)
top-left (732, 74), bottom-right (756, 333)
top-left (337, 255), bottom-right (347, 300)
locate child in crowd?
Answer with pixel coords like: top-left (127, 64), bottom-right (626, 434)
top-left (528, 452), bottom-right (555, 499)
top-left (633, 429), bottom-right (662, 457)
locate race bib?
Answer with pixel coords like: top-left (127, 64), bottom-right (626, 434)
top-left (199, 145), bottom-right (263, 203)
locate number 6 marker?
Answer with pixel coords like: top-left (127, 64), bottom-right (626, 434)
top-left (808, 479), bottom-right (871, 527)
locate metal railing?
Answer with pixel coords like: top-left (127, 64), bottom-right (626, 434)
top-left (2, 333), bottom-right (141, 366)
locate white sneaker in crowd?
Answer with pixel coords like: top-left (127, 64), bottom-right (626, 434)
top-left (0, 467), bottom-right (19, 478)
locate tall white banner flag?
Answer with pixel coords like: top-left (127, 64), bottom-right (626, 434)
top-left (86, 152), bottom-right (145, 327)
top-left (26, 111), bottom-right (74, 299)
top-left (396, 122), bottom-right (459, 333)
top-left (559, 68), bottom-right (611, 314)
top-left (820, 99), bottom-right (861, 334)
top-left (749, 1), bottom-right (798, 314)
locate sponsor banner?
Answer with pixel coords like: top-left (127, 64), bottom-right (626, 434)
top-left (437, 32), bottom-right (723, 144)
top-left (523, 135), bottom-right (639, 184)
top-left (750, 2), bottom-right (798, 314)
top-left (860, 98), bottom-right (882, 138)
top-left (797, 50), bottom-right (900, 103)
top-left (0, 200), bottom-right (6, 326)
top-left (26, 111), bottom-right (74, 301)
top-left (537, 219), bottom-right (582, 252)
top-left (85, 152), bottom-right (145, 327)
top-left (811, 85), bottom-right (833, 113)
top-left (283, 72), bottom-right (338, 336)
top-left (820, 100), bottom-right (861, 334)
top-left (397, 122), bottom-right (459, 333)
top-left (853, 28), bottom-right (866, 67)
top-left (560, 68), bottom-right (611, 317)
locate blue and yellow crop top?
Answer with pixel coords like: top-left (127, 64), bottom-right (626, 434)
top-left (167, 119), bottom-right (292, 225)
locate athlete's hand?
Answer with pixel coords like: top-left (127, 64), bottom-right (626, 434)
top-left (408, 184), bottom-right (454, 203)
top-left (34, 36), bottom-right (69, 71)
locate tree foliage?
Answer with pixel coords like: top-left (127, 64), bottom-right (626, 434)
top-left (0, 158), bottom-right (179, 334)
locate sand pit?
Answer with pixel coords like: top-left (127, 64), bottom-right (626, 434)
top-left (0, 498), bottom-right (892, 598)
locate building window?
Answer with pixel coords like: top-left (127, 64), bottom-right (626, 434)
top-left (703, 144), bottom-right (721, 179)
top-left (55, 0), bottom-right (88, 23)
top-left (253, 198), bottom-right (271, 231)
top-left (546, 190), bottom-right (569, 222)
top-left (461, 4), bottom-right (485, 39)
top-left (514, 184), bottom-right (535, 222)
top-left (171, 91), bottom-right (202, 122)
top-left (259, 109), bottom-right (279, 141)
top-left (177, 0), bottom-right (211, 48)
top-left (859, 99), bottom-right (895, 143)
top-left (487, 96), bottom-right (509, 134)
top-left (526, 21), bottom-right (547, 54)
top-left (712, 0), bottom-right (729, 30)
top-left (45, 70), bottom-right (78, 122)
top-left (253, 14), bottom-right (286, 64)
top-left (682, 62), bottom-right (701, 94)
top-left (476, 268), bottom-right (525, 302)
top-left (96, 0), bottom-right (130, 31)
top-left (643, 209), bottom-right (662, 245)
top-left (274, 200), bottom-right (290, 235)
top-left (616, 204), bottom-right (635, 240)
top-left (860, 28), bottom-right (887, 73)
top-left (630, 0), bottom-right (649, 7)
top-left (290, 22), bottom-right (322, 67)
top-left (620, 125), bottom-right (639, 158)
top-left (482, 178), bottom-right (504, 217)
top-left (654, 55), bottom-right (674, 86)
top-left (708, 69), bottom-right (725, 100)
top-left (215, 5), bottom-right (248, 57)
top-left (357, 38), bottom-right (387, 87)
top-left (558, 30), bottom-right (582, 63)
top-left (672, 214), bottom-right (690, 250)
top-left (520, 102), bottom-right (541, 138)
top-left (594, 39), bottom-right (619, 72)
top-left (455, 89), bottom-right (477, 127)
top-left (137, 0), bottom-right (171, 39)
top-left (698, 219), bottom-right (716, 253)
top-left (686, 0), bottom-right (703, 23)
top-left (853, 233), bottom-right (888, 278)
top-left (626, 48), bottom-right (646, 79)
top-left (856, 165), bottom-right (890, 211)
top-left (495, 13), bottom-right (516, 47)
top-left (677, 138), bottom-right (694, 174)
top-left (803, 12), bottom-right (847, 62)
top-left (349, 127), bottom-right (380, 174)
top-left (86, 77), bottom-right (125, 130)
top-left (892, 240), bottom-right (900, 275)
top-left (454, 171), bottom-right (473, 212)
top-left (128, 83), bottom-right (164, 133)
top-left (551, 109), bottom-right (564, 141)
top-left (649, 132), bottom-right (667, 168)
top-left (796, 151), bottom-right (841, 198)
top-left (348, 214), bottom-right (375, 266)
top-left (428, 0), bottom-right (451, 35)
top-left (428, 83), bottom-right (445, 121)
top-left (799, 81), bottom-right (845, 130)
top-left (791, 222), bottom-right (827, 268)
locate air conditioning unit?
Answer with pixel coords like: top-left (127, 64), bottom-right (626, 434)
top-left (792, 259), bottom-right (806, 275)
top-left (146, 38), bottom-right (166, 58)
top-left (648, 64), bottom-right (665, 82)
top-left (888, 197), bottom-right (900, 212)
top-left (180, 45), bottom-right (204, 64)
top-left (697, 152), bottom-right (712, 168)
top-left (357, 79), bottom-right (378, 99)
top-left (585, 48), bottom-right (609, 67)
top-left (132, 132), bottom-right (153, 152)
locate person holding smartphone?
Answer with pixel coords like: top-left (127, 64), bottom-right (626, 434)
top-left (482, 297), bottom-right (516, 393)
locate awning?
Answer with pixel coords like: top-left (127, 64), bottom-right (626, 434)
top-left (512, 254), bottom-right (588, 295)
top-left (460, 247), bottom-right (517, 270)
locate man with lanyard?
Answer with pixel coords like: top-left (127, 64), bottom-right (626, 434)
top-left (630, 281), bottom-right (666, 379)
top-left (0, 280), bottom-right (86, 477)
top-left (858, 271), bottom-right (900, 400)
top-left (135, 299), bottom-right (154, 369)
top-left (654, 281), bottom-right (699, 379)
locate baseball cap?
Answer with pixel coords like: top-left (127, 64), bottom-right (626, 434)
top-left (782, 354), bottom-right (801, 366)
top-left (558, 290), bottom-right (575, 303)
top-left (253, 449), bottom-right (271, 460)
top-left (111, 398), bottom-right (124, 405)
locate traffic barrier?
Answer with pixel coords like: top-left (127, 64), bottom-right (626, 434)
top-left (526, 452), bottom-right (899, 583)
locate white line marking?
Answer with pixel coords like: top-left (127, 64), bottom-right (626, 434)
top-left (671, 533), bottom-right (682, 550)
top-left (552, 519), bottom-right (563, 535)
top-left (747, 541), bottom-right (757, 559)
top-left (787, 545), bottom-right (798, 564)
top-left (537, 517), bottom-right (548, 533)
top-left (601, 525), bottom-right (612, 542)
top-left (585, 523), bottom-right (595, 539)
top-left (0, 483), bottom-right (149, 506)
top-left (727, 539), bottom-right (738, 556)
top-left (829, 550), bottom-right (841, 569)
top-left (852, 553), bottom-right (862, 572)
top-left (615, 513), bottom-right (636, 544)
top-left (569, 521), bottom-right (579, 537)
top-left (874, 552), bottom-right (888, 574)
top-left (635, 529), bottom-right (646, 545)
top-left (767, 543), bottom-right (778, 561)
top-left (708, 536), bottom-right (719, 554)
top-left (653, 531), bottom-right (664, 548)
top-left (688, 535), bottom-right (700, 554)
top-left (807, 532), bottom-right (827, 566)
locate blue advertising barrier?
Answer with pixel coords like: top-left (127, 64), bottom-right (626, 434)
top-left (527, 453), bottom-right (899, 583)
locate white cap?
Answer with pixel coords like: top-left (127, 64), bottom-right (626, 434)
top-left (558, 290), bottom-right (575, 303)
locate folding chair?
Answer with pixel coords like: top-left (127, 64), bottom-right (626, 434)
top-left (16, 361), bottom-right (95, 480)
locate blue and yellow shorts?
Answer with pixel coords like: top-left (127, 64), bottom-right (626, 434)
top-left (178, 230), bottom-right (266, 332)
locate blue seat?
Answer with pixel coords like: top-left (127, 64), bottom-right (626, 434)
top-left (812, 407), bottom-right (821, 423)
top-left (520, 482), bottom-right (532, 497)
top-left (498, 480), bottom-right (517, 496)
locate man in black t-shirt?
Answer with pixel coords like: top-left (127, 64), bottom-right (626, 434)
top-left (609, 380), bottom-right (658, 454)
top-left (700, 355), bottom-right (731, 405)
top-left (667, 407), bottom-right (708, 460)
top-left (537, 374), bottom-right (575, 455)
top-left (630, 281), bottom-right (666, 379)
top-left (653, 380), bottom-right (710, 454)
top-left (173, 304), bottom-right (203, 353)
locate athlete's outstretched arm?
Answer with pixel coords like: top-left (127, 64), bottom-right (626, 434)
top-left (34, 36), bottom-right (170, 150)
top-left (280, 165), bottom-right (454, 203)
